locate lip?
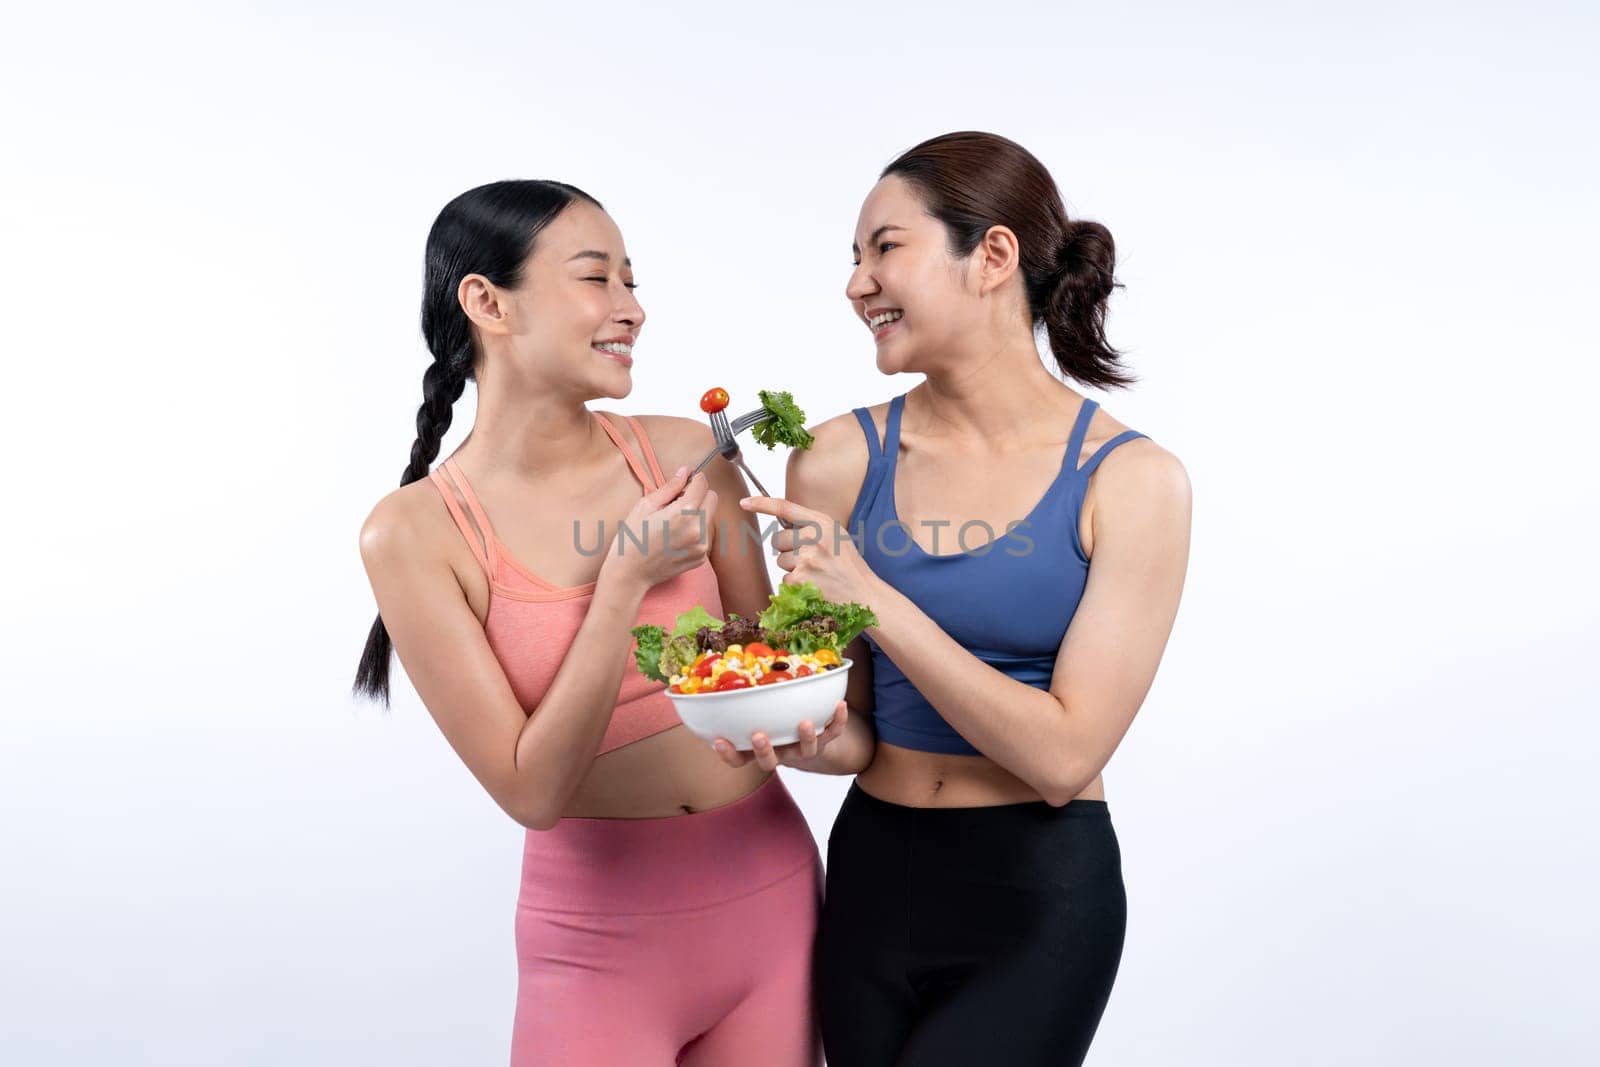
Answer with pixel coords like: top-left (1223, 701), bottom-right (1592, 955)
top-left (598, 348), bottom-right (633, 374)
top-left (864, 307), bottom-right (902, 340)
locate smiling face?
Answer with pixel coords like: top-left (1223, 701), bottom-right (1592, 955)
top-left (483, 201), bottom-right (645, 399)
top-left (846, 175), bottom-right (985, 375)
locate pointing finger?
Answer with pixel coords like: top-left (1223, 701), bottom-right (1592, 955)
top-left (738, 495), bottom-right (820, 527)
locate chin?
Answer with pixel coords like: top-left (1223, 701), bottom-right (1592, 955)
top-left (875, 347), bottom-right (916, 376)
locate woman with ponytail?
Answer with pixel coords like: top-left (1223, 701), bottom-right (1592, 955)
top-left (726, 133), bottom-right (1192, 1065)
top-left (354, 180), bottom-right (833, 1065)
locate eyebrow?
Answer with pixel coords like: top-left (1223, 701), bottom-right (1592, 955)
top-left (567, 250), bottom-right (633, 268)
top-left (852, 224), bottom-right (907, 257)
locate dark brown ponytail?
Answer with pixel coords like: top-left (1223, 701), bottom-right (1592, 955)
top-left (882, 131), bottom-right (1134, 389)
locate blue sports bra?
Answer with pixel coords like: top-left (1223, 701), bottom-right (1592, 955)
top-left (848, 391), bottom-right (1148, 756)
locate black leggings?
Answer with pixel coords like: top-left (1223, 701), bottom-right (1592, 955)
top-left (816, 781), bottom-right (1127, 1066)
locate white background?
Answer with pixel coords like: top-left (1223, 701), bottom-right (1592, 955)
top-left (3, 2), bottom-right (1596, 1064)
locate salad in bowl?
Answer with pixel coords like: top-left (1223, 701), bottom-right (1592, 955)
top-left (631, 582), bottom-right (877, 749)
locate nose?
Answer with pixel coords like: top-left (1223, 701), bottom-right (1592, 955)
top-left (845, 261), bottom-right (877, 305)
top-left (616, 287), bottom-right (644, 330)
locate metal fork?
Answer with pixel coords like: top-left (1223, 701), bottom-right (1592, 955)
top-left (690, 408), bottom-right (772, 476)
top-left (691, 408), bottom-right (795, 531)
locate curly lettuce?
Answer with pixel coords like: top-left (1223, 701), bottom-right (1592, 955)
top-left (758, 581), bottom-right (877, 653)
top-left (752, 390), bottom-right (815, 451)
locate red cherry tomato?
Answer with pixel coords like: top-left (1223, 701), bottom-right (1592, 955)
top-left (691, 655), bottom-right (716, 679)
top-left (713, 673), bottom-right (751, 692)
top-left (794, 665), bottom-right (813, 677)
top-left (773, 648), bottom-right (790, 658)
top-left (700, 387), bottom-right (730, 414)
top-left (757, 671), bottom-right (793, 686)
top-left (744, 642), bottom-right (775, 658)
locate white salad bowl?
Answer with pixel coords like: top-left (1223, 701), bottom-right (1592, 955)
top-left (665, 659), bottom-right (852, 750)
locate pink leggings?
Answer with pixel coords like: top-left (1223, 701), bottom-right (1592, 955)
top-left (511, 772), bottom-right (823, 1066)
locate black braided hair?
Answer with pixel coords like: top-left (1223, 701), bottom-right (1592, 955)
top-left (353, 180), bottom-right (602, 707)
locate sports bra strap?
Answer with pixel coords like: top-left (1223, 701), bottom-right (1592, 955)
top-left (1078, 430), bottom-right (1149, 480)
top-left (592, 412), bottom-right (657, 490)
top-left (1064, 398), bottom-right (1100, 473)
top-left (622, 414), bottom-right (667, 487)
top-left (429, 462), bottom-right (498, 578)
top-left (852, 407), bottom-right (885, 461)
top-left (884, 393), bottom-right (906, 458)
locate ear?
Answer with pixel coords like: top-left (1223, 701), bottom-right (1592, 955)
top-left (458, 273), bottom-right (512, 337)
top-left (973, 225), bottom-right (1021, 297)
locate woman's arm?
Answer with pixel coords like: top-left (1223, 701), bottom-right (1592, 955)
top-left (706, 414), bottom-right (879, 776)
top-left (780, 428), bottom-right (878, 774)
top-left (861, 441), bottom-right (1191, 803)
top-left (701, 451), bottom-right (774, 623)
top-left (358, 467), bottom-right (709, 830)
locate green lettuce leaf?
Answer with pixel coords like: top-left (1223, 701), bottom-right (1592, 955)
top-left (752, 390), bottom-right (815, 451)
top-left (630, 624), bottom-right (669, 683)
top-left (670, 605), bottom-right (722, 640)
top-left (757, 582), bottom-right (826, 632)
top-left (759, 581), bottom-right (878, 652)
top-left (818, 600), bottom-right (877, 648)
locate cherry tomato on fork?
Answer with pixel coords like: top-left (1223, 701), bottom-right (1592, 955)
top-left (700, 387), bottom-right (730, 414)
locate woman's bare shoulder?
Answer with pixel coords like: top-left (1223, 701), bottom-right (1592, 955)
top-left (1080, 405), bottom-right (1190, 508)
top-left (358, 476), bottom-right (456, 571)
top-left (786, 406), bottom-right (880, 522)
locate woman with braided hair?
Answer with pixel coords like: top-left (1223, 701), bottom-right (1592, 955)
top-left (353, 180), bottom-right (837, 1065)
top-left (725, 132), bottom-right (1192, 1064)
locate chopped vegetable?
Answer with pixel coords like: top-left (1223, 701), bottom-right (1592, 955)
top-left (630, 605), bottom-right (725, 683)
top-left (631, 581), bottom-right (876, 691)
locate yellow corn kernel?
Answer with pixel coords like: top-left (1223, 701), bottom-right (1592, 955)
top-left (815, 648), bottom-right (840, 666)
top-left (726, 644), bottom-right (743, 654)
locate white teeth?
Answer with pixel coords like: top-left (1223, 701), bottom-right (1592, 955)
top-left (868, 310), bottom-right (903, 328)
top-left (596, 342), bottom-right (633, 355)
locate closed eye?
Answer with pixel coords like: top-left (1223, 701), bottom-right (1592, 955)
top-left (585, 276), bottom-right (640, 290)
top-left (851, 241), bottom-right (898, 267)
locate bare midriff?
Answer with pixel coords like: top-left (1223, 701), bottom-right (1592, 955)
top-left (561, 726), bottom-right (774, 819)
top-left (857, 740), bottom-right (1104, 808)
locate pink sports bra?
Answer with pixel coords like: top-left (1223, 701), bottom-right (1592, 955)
top-left (428, 412), bottom-right (725, 755)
